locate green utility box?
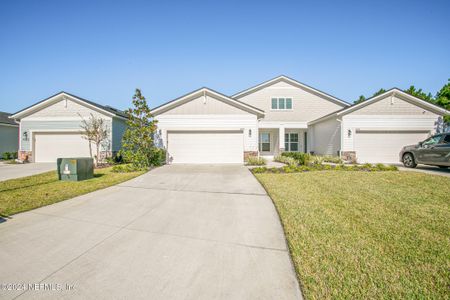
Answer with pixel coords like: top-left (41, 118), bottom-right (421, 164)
top-left (57, 158), bottom-right (94, 181)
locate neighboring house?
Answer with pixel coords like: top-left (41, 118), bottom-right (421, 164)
top-left (0, 111), bottom-right (19, 157)
top-left (10, 92), bottom-right (128, 163)
top-left (153, 75), bottom-right (450, 164)
top-left (309, 89), bottom-right (450, 163)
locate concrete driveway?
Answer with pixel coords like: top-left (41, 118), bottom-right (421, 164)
top-left (0, 162), bottom-right (55, 181)
top-left (397, 164), bottom-right (450, 177)
top-left (0, 165), bottom-right (301, 300)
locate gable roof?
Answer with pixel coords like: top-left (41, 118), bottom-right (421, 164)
top-left (10, 91), bottom-right (128, 120)
top-left (309, 88), bottom-right (450, 125)
top-left (0, 111), bottom-right (18, 126)
top-left (232, 75), bottom-right (350, 107)
top-left (151, 87), bottom-right (265, 117)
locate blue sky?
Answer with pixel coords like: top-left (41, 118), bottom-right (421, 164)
top-left (0, 0), bottom-right (449, 113)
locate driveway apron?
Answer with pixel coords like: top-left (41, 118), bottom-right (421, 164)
top-left (0, 164), bottom-right (301, 300)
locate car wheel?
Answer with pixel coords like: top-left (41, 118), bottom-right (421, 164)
top-left (402, 153), bottom-right (417, 168)
top-left (438, 166), bottom-right (448, 169)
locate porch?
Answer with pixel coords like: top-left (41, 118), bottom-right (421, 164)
top-left (258, 123), bottom-right (308, 157)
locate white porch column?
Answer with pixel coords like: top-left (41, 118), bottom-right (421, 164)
top-left (279, 125), bottom-right (285, 152)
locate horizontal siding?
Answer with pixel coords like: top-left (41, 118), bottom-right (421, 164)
top-left (341, 115), bottom-right (439, 151)
top-left (0, 125), bottom-right (19, 154)
top-left (351, 94), bottom-right (436, 115)
top-left (112, 118), bottom-right (127, 152)
top-left (20, 119), bottom-right (112, 151)
top-left (25, 98), bottom-right (107, 118)
top-left (161, 94), bottom-right (247, 115)
top-left (156, 114), bottom-right (258, 152)
top-left (311, 118), bottom-right (341, 156)
top-left (236, 81), bottom-right (346, 122)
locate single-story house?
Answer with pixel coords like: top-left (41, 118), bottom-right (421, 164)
top-left (0, 111), bottom-right (19, 157)
top-left (10, 92), bottom-right (128, 163)
top-left (153, 76), bottom-right (450, 164)
top-left (309, 88), bottom-right (450, 163)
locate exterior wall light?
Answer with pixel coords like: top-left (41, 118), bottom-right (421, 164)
top-left (22, 131), bottom-right (29, 141)
top-left (347, 129), bottom-right (352, 138)
top-left (248, 129), bottom-right (252, 137)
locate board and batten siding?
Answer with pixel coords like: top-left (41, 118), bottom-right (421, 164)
top-left (235, 80), bottom-right (346, 122)
top-left (155, 114), bottom-right (258, 152)
top-left (310, 118), bottom-right (341, 156)
top-left (20, 119), bottom-right (113, 151)
top-left (0, 125), bottom-right (19, 155)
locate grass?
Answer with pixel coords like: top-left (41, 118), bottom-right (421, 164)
top-left (0, 167), bottom-right (145, 216)
top-left (255, 171), bottom-right (450, 299)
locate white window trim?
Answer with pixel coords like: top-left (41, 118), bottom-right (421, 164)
top-left (259, 132), bottom-right (271, 152)
top-left (271, 97), bottom-right (294, 111)
top-left (284, 132), bottom-right (299, 152)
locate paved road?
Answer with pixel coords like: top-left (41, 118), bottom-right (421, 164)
top-left (0, 165), bottom-right (301, 300)
top-left (396, 164), bottom-right (450, 177)
top-left (0, 162), bottom-right (56, 181)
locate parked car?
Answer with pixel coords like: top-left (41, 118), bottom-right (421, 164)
top-left (400, 133), bottom-right (450, 168)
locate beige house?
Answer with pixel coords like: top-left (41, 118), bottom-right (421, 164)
top-left (153, 75), bottom-right (449, 164)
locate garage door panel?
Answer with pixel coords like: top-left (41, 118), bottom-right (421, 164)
top-left (168, 131), bottom-right (243, 164)
top-left (34, 132), bottom-right (94, 163)
top-left (355, 131), bottom-right (429, 163)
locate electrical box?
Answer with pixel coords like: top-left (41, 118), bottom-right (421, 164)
top-left (57, 158), bottom-right (94, 181)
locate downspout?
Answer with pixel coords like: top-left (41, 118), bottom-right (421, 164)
top-left (337, 118), bottom-right (343, 158)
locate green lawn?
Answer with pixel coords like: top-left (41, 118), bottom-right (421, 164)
top-left (0, 167), bottom-right (145, 216)
top-left (255, 171), bottom-right (450, 299)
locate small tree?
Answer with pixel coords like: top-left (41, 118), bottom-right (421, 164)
top-left (435, 79), bottom-right (450, 125)
top-left (120, 89), bottom-right (159, 170)
top-left (80, 113), bottom-right (109, 166)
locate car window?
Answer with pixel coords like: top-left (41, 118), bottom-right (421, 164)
top-left (422, 135), bottom-right (442, 146)
top-left (443, 134), bottom-right (450, 144)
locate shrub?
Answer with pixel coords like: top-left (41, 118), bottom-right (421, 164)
top-left (251, 162), bottom-right (398, 174)
top-left (281, 152), bottom-right (311, 165)
top-left (105, 153), bottom-right (123, 165)
top-left (322, 155), bottom-right (343, 164)
top-left (112, 164), bottom-right (139, 173)
top-left (274, 155), bottom-right (298, 166)
top-left (149, 148), bottom-right (167, 166)
top-left (310, 155), bottom-right (324, 165)
top-left (245, 155), bottom-right (266, 166)
top-left (2, 152), bottom-right (11, 160)
top-left (251, 167), bottom-right (267, 173)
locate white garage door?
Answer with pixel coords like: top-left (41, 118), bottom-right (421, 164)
top-left (354, 130), bottom-right (430, 163)
top-left (168, 131), bottom-right (243, 164)
top-left (34, 132), bottom-right (93, 163)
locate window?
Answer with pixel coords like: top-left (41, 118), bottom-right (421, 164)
top-left (271, 98), bottom-right (277, 109)
top-left (286, 98), bottom-right (292, 109)
top-left (285, 133), bottom-right (299, 152)
top-left (442, 134), bottom-right (450, 144)
top-left (271, 98), bottom-right (292, 110)
top-left (259, 133), bottom-right (270, 152)
top-left (422, 135), bottom-right (442, 146)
